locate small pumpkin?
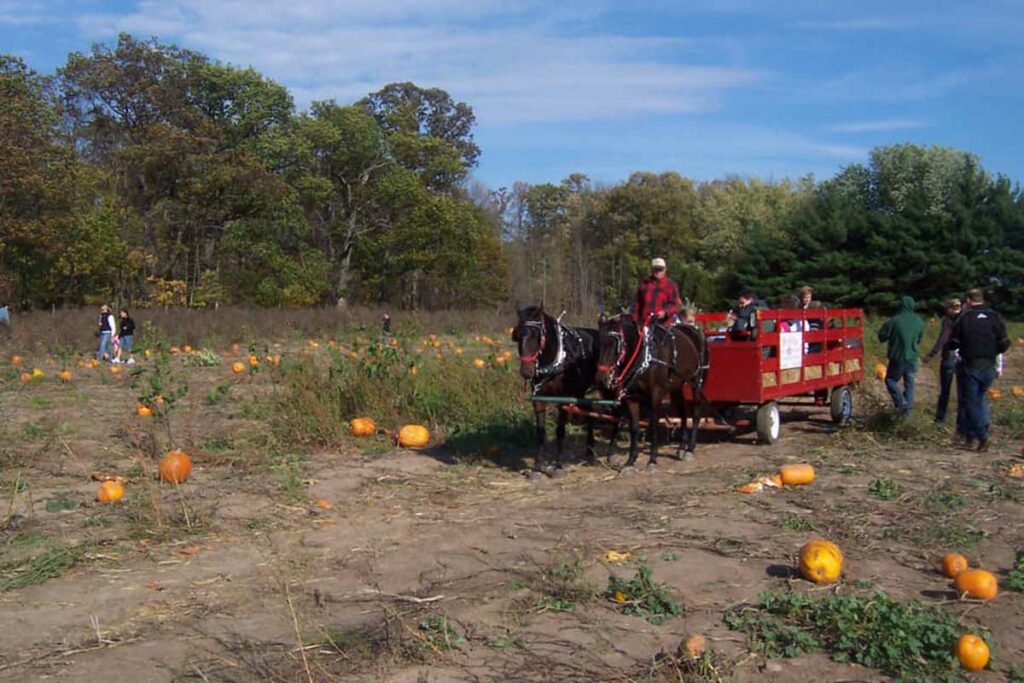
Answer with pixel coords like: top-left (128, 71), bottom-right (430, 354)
top-left (20, 372), bottom-right (32, 384)
top-left (798, 539), bottom-right (844, 584)
top-left (230, 343), bottom-right (240, 355)
top-left (955, 569), bottom-right (998, 600)
top-left (473, 358), bottom-right (486, 368)
top-left (956, 634), bottom-right (990, 672)
top-left (874, 362), bottom-right (887, 380)
top-left (231, 361), bottom-right (246, 374)
top-left (349, 417), bottom-right (376, 437)
top-left (110, 365), bottom-right (122, 375)
top-left (779, 463), bottom-right (815, 486)
top-left (96, 480), bottom-right (125, 503)
top-left (11, 355), bottom-right (23, 366)
top-left (183, 344), bottom-right (193, 354)
top-left (154, 395), bottom-right (165, 405)
top-left (248, 355), bottom-right (259, 367)
top-left (682, 634), bottom-right (706, 659)
top-left (941, 553), bottom-right (969, 579)
top-left (144, 349), bottom-right (153, 359)
top-left (159, 449), bottom-right (192, 484)
top-left (988, 387), bottom-right (1003, 401)
top-left (59, 370), bottom-right (73, 383)
top-left (136, 404), bottom-right (153, 418)
top-left (31, 367), bottom-right (44, 378)
top-left (1012, 385), bottom-right (1024, 398)
top-left (398, 424), bottom-right (430, 448)
top-left (169, 346), bottom-right (180, 354)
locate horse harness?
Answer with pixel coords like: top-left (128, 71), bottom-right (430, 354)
top-left (601, 320), bottom-right (682, 400)
top-left (519, 315), bottom-right (587, 394)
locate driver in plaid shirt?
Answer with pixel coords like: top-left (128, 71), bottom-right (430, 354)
top-left (633, 257), bottom-right (681, 326)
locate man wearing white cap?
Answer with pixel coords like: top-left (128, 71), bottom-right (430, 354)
top-left (632, 257), bottom-right (681, 326)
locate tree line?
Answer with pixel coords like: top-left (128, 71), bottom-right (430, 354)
top-left (3, 34), bottom-right (1023, 316)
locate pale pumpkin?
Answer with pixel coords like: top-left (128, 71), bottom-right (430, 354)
top-left (798, 539), bottom-right (843, 584)
top-left (940, 553), bottom-right (969, 579)
top-left (682, 634), bottom-right (706, 659)
top-left (398, 424), bottom-right (430, 448)
top-left (956, 634), bottom-right (990, 672)
top-left (349, 417), bottom-right (376, 437)
top-left (96, 480), bottom-right (125, 503)
top-left (954, 569), bottom-right (998, 600)
top-left (779, 463), bottom-right (815, 486)
top-left (159, 449), bottom-right (192, 484)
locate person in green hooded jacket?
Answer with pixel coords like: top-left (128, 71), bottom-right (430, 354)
top-left (877, 295), bottom-right (925, 416)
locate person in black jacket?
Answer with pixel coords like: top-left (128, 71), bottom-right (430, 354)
top-left (115, 309), bottom-right (136, 364)
top-left (726, 290), bottom-right (759, 340)
top-left (948, 289), bottom-right (1010, 452)
top-left (922, 297), bottom-right (962, 424)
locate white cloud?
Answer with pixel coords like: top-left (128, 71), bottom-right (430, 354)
top-left (828, 118), bottom-right (927, 133)
top-left (73, 0), bottom-right (764, 124)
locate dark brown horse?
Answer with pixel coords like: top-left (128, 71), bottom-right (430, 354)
top-left (513, 305), bottom-right (605, 478)
top-left (594, 314), bottom-right (706, 471)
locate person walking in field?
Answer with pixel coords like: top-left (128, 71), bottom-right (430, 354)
top-left (96, 304), bottom-right (117, 361)
top-left (877, 295), bottom-right (924, 417)
top-left (948, 289), bottom-right (1010, 452)
top-left (114, 308), bottom-right (136, 364)
top-left (922, 297), bottom-right (962, 425)
top-left (632, 257), bottom-right (681, 326)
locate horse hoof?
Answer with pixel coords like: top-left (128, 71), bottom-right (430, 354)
top-left (681, 450), bottom-right (695, 462)
top-left (619, 465), bottom-right (638, 477)
top-left (550, 467), bottom-right (567, 479)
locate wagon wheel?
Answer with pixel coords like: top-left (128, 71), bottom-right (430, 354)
top-left (830, 385), bottom-right (853, 425)
top-left (755, 401), bottom-right (781, 445)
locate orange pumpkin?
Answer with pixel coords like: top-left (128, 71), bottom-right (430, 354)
top-left (169, 346), bottom-right (180, 354)
top-left (398, 424), bottom-right (430, 448)
top-left (230, 343), bottom-right (240, 355)
top-left (956, 634), bottom-right (990, 672)
top-left (874, 362), bottom-right (887, 380)
top-left (96, 480), bottom-right (125, 503)
top-left (183, 344), bottom-right (193, 354)
top-left (349, 417), bottom-right (376, 437)
top-left (136, 404), bottom-right (153, 418)
top-left (159, 449), bottom-right (192, 484)
top-left (987, 388), bottom-right (1003, 401)
top-left (779, 463), bottom-right (815, 486)
top-left (154, 395), bottom-right (165, 405)
top-left (248, 355), bottom-right (259, 367)
top-left (1012, 385), bottom-right (1024, 398)
top-left (473, 358), bottom-right (486, 368)
top-left (59, 370), bottom-right (73, 383)
top-left (110, 365), bottom-right (122, 375)
top-left (231, 361), bottom-right (246, 374)
top-left (11, 355), bottom-right (23, 366)
top-left (941, 553), bottom-right (969, 579)
top-left (955, 569), bottom-right (998, 600)
top-left (19, 372), bottom-right (31, 384)
top-left (682, 634), bottom-right (706, 659)
top-left (798, 539), bottom-right (844, 584)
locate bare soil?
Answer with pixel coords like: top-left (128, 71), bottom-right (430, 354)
top-left (1, 345), bottom-right (1022, 682)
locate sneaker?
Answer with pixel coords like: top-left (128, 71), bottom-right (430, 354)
top-left (977, 438), bottom-right (990, 453)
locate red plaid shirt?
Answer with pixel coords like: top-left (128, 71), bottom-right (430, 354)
top-left (633, 275), bottom-right (681, 323)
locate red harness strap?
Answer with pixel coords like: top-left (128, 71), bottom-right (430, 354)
top-left (518, 320), bottom-right (546, 363)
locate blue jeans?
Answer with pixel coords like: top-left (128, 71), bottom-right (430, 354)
top-left (120, 335), bottom-right (133, 354)
top-left (97, 332), bottom-right (112, 361)
top-left (0, 306), bottom-right (9, 327)
top-left (885, 359), bottom-right (917, 414)
top-left (935, 359), bottom-right (957, 423)
top-left (958, 365), bottom-right (997, 442)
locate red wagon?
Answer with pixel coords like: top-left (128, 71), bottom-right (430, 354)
top-left (689, 308), bottom-right (865, 443)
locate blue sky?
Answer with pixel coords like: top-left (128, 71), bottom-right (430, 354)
top-left (3, 0), bottom-right (1022, 189)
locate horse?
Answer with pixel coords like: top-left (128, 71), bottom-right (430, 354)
top-left (594, 313), bottom-right (707, 471)
top-left (513, 305), bottom-right (607, 478)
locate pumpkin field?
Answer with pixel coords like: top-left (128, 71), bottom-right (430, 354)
top-left (1, 308), bottom-right (1023, 682)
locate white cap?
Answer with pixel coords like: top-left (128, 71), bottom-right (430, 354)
top-left (651, 257), bottom-right (666, 269)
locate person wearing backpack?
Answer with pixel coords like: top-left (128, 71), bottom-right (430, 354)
top-left (949, 289), bottom-right (1010, 452)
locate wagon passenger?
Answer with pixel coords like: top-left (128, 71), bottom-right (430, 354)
top-left (726, 290), bottom-right (759, 341)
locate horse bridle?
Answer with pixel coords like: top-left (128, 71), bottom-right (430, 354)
top-left (517, 319), bottom-right (547, 364)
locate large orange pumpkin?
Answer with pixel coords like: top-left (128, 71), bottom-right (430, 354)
top-left (798, 539), bottom-right (844, 584)
top-left (398, 424), bottom-right (430, 448)
top-left (956, 634), bottom-right (990, 671)
top-left (97, 480), bottom-right (124, 503)
top-left (349, 418), bottom-right (376, 437)
top-left (779, 463), bottom-right (815, 486)
top-left (159, 449), bottom-right (192, 484)
top-left (941, 553), bottom-right (969, 579)
top-left (955, 569), bottom-right (998, 600)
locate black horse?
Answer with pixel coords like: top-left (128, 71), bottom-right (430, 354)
top-left (513, 305), bottom-right (607, 478)
top-left (594, 314), bottom-right (707, 471)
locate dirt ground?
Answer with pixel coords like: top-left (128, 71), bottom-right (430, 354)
top-left (1, 342), bottom-right (1023, 682)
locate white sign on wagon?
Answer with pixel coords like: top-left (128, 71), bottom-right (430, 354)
top-left (779, 331), bottom-right (804, 370)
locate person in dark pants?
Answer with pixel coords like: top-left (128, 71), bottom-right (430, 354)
top-left (877, 295), bottom-right (924, 416)
top-left (949, 289), bottom-right (1010, 452)
top-left (922, 298), bottom-right (962, 424)
top-left (116, 309), bottom-right (136, 363)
